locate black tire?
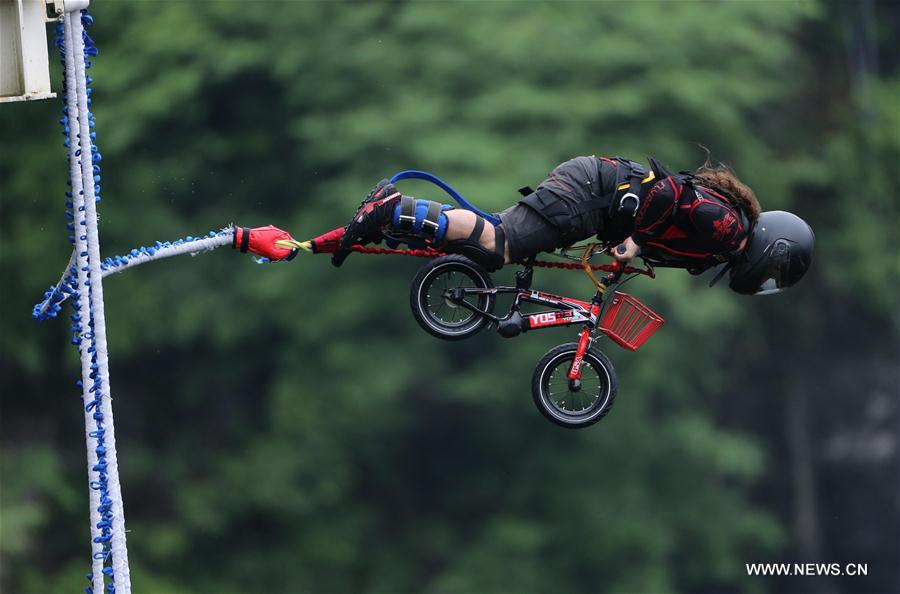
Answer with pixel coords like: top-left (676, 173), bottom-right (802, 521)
top-left (531, 343), bottom-right (618, 429)
top-left (410, 255), bottom-right (495, 341)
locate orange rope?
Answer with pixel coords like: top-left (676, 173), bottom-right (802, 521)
top-left (351, 245), bottom-right (442, 258)
top-left (349, 245), bottom-right (654, 277)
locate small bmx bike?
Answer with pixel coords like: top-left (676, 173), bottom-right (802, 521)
top-left (409, 244), bottom-right (664, 429)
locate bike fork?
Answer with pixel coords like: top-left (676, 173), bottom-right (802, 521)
top-left (567, 301), bottom-right (602, 385)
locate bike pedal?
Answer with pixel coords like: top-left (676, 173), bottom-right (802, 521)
top-left (515, 267), bottom-right (533, 290)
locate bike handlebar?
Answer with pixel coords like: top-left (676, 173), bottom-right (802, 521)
top-left (580, 243), bottom-right (654, 292)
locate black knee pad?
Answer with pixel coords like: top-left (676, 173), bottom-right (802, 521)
top-left (442, 217), bottom-right (506, 272)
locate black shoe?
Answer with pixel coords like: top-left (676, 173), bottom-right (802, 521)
top-left (332, 179), bottom-right (401, 267)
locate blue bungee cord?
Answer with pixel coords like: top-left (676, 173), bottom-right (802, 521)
top-left (389, 170), bottom-right (502, 226)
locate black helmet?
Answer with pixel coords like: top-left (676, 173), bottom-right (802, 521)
top-left (728, 211), bottom-right (814, 295)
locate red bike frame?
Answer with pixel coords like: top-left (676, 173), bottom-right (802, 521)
top-left (446, 258), bottom-right (636, 381)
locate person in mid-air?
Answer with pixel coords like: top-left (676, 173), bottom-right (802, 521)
top-left (329, 154), bottom-right (814, 295)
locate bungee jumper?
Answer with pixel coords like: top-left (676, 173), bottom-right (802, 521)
top-left (223, 153), bottom-right (814, 428)
top-left (324, 155), bottom-right (814, 295)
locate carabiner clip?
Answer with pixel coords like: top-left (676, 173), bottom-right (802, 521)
top-left (619, 193), bottom-right (640, 217)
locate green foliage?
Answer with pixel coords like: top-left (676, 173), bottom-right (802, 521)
top-left (1, 2), bottom-right (896, 593)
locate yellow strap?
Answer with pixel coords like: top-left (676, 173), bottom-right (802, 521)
top-left (616, 171), bottom-right (655, 191)
top-left (581, 243), bottom-right (607, 294)
top-left (275, 239), bottom-right (312, 252)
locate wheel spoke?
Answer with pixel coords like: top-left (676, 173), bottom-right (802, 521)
top-left (544, 357), bottom-right (605, 415)
top-left (422, 263), bottom-right (487, 329)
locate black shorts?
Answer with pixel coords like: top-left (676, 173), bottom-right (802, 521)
top-left (498, 203), bottom-right (564, 261)
top-left (497, 156), bottom-right (633, 260)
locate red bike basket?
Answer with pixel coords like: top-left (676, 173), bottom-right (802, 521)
top-left (599, 291), bottom-right (665, 351)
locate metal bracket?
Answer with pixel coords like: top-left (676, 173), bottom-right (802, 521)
top-left (45, 0), bottom-right (89, 20)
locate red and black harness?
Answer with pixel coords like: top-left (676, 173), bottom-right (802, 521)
top-left (637, 158), bottom-right (750, 273)
top-left (519, 156), bottom-right (751, 274)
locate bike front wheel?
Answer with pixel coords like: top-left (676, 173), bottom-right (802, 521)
top-left (532, 343), bottom-right (618, 428)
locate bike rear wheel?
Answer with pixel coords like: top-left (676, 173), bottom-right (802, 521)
top-left (532, 343), bottom-right (617, 428)
top-left (410, 255), bottom-right (495, 341)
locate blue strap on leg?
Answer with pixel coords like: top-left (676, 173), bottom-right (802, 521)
top-left (391, 199), bottom-right (449, 244)
top-left (389, 170), bottom-right (501, 226)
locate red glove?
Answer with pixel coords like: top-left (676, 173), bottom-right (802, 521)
top-left (308, 226), bottom-right (346, 254)
top-left (232, 225), bottom-right (297, 261)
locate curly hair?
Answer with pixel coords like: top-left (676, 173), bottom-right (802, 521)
top-left (693, 161), bottom-right (761, 225)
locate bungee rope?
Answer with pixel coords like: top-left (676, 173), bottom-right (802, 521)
top-left (59, 14), bottom-right (107, 593)
top-left (35, 229), bottom-right (235, 320)
top-left (33, 8), bottom-right (134, 594)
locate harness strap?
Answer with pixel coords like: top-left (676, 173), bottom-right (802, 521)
top-left (422, 201), bottom-right (443, 237)
top-left (398, 195), bottom-right (416, 231)
top-left (519, 157), bottom-right (659, 244)
top-left (571, 157), bottom-right (655, 218)
top-left (468, 215), bottom-right (485, 242)
top-left (613, 157), bottom-right (650, 216)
